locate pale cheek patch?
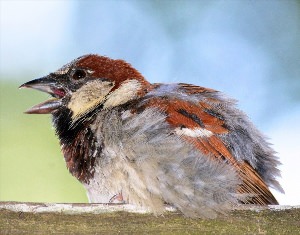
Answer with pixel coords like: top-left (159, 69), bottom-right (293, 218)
top-left (68, 80), bottom-right (114, 121)
top-left (103, 80), bottom-right (142, 109)
top-left (175, 127), bottom-right (213, 138)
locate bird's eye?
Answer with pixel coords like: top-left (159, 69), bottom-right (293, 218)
top-left (72, 69), bottom-right (87, 80)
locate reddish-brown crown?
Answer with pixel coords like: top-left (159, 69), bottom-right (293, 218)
top-left (76, 54), bottom-right (151, 90)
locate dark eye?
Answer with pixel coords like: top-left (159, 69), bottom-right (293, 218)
top-left (72, 69), bottom-right (86, 80)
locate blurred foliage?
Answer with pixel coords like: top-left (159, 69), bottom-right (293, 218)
top-left (0, 81), bottom-right (87, 202)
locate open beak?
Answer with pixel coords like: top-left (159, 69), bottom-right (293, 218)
top-left (19, 76), bottom-right (67, 114)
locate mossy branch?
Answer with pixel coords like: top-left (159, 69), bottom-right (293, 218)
top-left (1, 202), bottom-right (299, 234)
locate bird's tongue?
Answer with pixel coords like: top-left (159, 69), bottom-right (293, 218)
top-left (52, 88), bottom-right (66, 98)
top-left (24, 98), bottom-right (62, 114)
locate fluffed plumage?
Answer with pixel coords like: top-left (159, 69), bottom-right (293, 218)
top-left (20, 54), bottom-right (284, 218)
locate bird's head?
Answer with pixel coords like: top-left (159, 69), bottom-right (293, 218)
top-left (20, 54), bottom-right (151, 122)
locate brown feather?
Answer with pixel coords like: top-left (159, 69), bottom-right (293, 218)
top-left (76, 54), bottom-right (151, 95)
top-left (143, 83), bottom-right (278, 205)
top-left (238, 162), bottom-right (278, 205)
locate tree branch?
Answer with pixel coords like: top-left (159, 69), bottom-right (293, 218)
top-left (1, 202), bottom-right (299, 234)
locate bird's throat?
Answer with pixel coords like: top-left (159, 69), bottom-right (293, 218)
top-left (52, 107), bottom-right (100, 183)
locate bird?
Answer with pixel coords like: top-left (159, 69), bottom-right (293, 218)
top-left (20, 54), bottom-right (284, 218)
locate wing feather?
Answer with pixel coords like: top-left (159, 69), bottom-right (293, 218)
top-left (143, 83), bottom-right (278, 205)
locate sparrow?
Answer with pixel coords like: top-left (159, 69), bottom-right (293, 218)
top-left (20, 54), bottom-right (284, 218)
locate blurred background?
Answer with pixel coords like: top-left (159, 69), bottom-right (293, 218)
top-left (0, 0), bottom-right (299, 205)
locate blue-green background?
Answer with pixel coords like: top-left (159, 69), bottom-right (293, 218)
top-left (1, 0), bottom-right (299, 205)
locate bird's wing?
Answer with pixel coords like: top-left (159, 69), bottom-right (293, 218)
top-left (143, 83), bottom-right (278, 205)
